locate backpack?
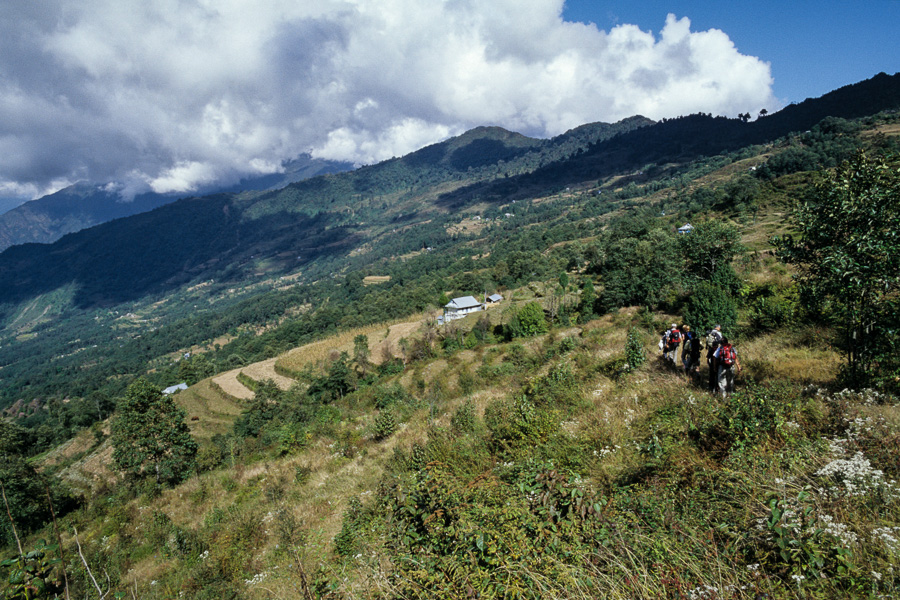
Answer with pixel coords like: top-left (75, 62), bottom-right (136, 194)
top-left (706, 330), bottom-right (722, 352)
top-left (719, 345), bottom-right (736, 366)
top-left (669, 329), bottom-right (682, 344)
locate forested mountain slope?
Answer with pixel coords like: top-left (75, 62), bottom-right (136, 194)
top-left (0, 154), bottom-right (354, 252)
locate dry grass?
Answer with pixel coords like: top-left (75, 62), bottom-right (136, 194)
top-left (177, 379), bottom-right (246, 439)
top-left (241, 358), bottom-right (297, 390)
top-left (276, 315), bottom-right (429, 374)
top-left (740, 331), bottom-right (842, 385)
top-left (55, 439), bottom-right (118, 495)
top-left (211, 368), bottom-right (255, 401)
top-left (362, 275), bottom-right (391, 285)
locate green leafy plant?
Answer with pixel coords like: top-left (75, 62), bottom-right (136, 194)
top-left (373, 410), bottom-right (398, 441)
top-left (624, 327), bottom-right (646, 372)
top-left (0, 540), bottom-right (64, 600)
top-left (506, 302), bottom-right (548, 338)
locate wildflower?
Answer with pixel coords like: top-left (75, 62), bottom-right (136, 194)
top-left (872, 527), bottom-right (900, 551)
top-left (816, 451), bottom-right (896, 498)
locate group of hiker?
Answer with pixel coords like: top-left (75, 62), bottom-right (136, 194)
top-left (660, 323), bottom-right (742, 396)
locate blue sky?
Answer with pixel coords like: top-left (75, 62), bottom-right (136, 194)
top-left (562, 1), bottom-right (900, 106)
top-left (1, 0), bottom-right (897, 211)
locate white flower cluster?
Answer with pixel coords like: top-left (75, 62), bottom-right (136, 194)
top-left (826, 438), bottom-right (848, 457)
top-left (592, 445), bottom-right (620, 459)
top-left (687, 584), bottom-right (719, 599)
top-left (815, 451), bottom-right (898, 498)
top-left (843, 415), bottom-right (887, 440)
top-left (871, 527), bottom-right (900, 552)
top-left (244, 571), bottom-right (269, 586)
top-left (560, 420), bottom-right (580, 438)
top-left (687, 584), bottom-right (737, 599)
top-left (819, 514), bottom-right (858, 546)
top-left (834, 388), bottom-right (892, 406)
top-left (198, 550), bottom-right (209, 560)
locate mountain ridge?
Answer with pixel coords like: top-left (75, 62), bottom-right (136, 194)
top-left (0, 154), bottom-right (354, 252)
top-left (0, 73), bottom-right (898, 312)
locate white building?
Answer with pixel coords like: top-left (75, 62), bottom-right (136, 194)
top-left (443, 296), bottom-right (484, 322)
top-left (162, 383), bottom-right (189, 395)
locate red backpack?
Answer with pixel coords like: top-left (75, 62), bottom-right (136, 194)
top-left (720, 345), bottom-right (736, 366)
top-left (669, 329), bottom-right (682, 344)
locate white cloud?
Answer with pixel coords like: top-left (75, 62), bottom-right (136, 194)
top-left (0, 1), bottom-right (776, 201)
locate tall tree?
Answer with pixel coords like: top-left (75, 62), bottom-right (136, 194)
top-left (111, 379), bottom-right (198, 485)
top-left (776, 151), bottom-right (900, 385)
top-left (680, 220), bottom-right (743, 288)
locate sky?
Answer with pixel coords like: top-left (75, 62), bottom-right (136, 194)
top-left (1, 0), bottom-right (898, 212)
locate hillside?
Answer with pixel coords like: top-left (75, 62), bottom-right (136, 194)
top-left (0, 74), bottom-right (899, 599)
top-left (15, 283), bottom-right (899, 599)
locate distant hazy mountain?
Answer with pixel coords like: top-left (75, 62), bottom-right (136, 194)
top-left (0, 154), bottom-right (354, 251)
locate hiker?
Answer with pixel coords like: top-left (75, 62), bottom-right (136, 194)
top-left (713, 337), bottom-right (742, 397)
top-left (683, 325), bottom-right (702, 382)
top-left (680, 325), bottom-right (694, 373)
top-left (663, 323), bottom-right (681, 365)
top-left (705, 325), bottom-right (723, 393)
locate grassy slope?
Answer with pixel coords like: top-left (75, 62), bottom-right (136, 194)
top-left (29, 278), bottom-right (900, 598)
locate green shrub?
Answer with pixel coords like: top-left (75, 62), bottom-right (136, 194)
top-left (624, 327), bottom-right (646, 371)
top-left (682, 281), bottom-right (737, 335)
top-left (333, 497), bottom-right (366, 557)
top-left (749, 286), bottom-right (798, 332)
top-left (721, 382), bottom-right (800, 449)
top-left (373, 383), bottom-right (412, 409)
top-left (484, 396), bottom-right (559, 455)
top-left (506, 302), bottom-right (548, 338)
top-left (451, 399), bottom-right (479, 436)
top-left (373, 410), bottom-right (398, 441)
top-left (525, 362), bottom-right (580, 406)
top-left (755, 491), bottom-right (855, 582)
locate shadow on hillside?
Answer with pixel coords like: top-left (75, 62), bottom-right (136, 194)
top-left (0, 197), bottom-right (359, 309)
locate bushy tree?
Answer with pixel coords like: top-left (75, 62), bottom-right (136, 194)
top-left (308, 352), bottom-right (358, 402)
top-left (776, 151), bottom-right (900, 386)
top-left (506, 302), bottom-right (548, 338)
top-left (680, 220), bottom-right (743, 289)
top-left (624, 327), bottom-right (646, 372)
top-left (0, 422), bottom-right (77, 549)
top-left (111, 378), bottom-right (198, 485)
top-left (578, 278), bottom-right (596, 323)
top-left (598, 228), bottom-right (682, 311)
top-left (682, 282), bottom-right (738, 336)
